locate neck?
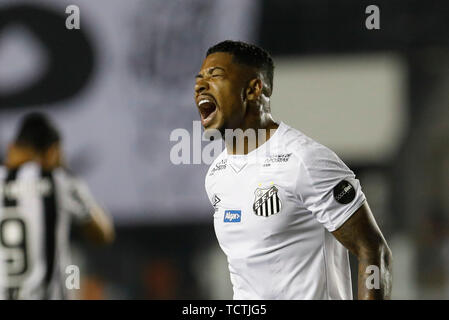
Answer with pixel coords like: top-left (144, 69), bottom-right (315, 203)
top-left (225, 111), bottom-right (279, 155)
top-left (5, 147), bottom-right (40, 169)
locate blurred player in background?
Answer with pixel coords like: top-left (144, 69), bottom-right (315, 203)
top-left (0, 112), bottom-right (114, 300)
top-left (196, 40), bottom-right (393, 299)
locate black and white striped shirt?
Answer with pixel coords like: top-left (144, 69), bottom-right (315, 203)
top-left (0, 162), bottom-right (96, 300)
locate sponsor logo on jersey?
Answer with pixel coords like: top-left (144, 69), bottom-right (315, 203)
top-left (253, 185), bottom-right (282, 217)
top-left (209, 159), bottom-right (227, 176)
top-left (262, 153), bottom-right (292, 167)
top-left (212, 194), bottom-right (221, 212)
top-left (224, 210), bottom-right (241, 222)
top-left (333, 180), bottom-right (356, 204)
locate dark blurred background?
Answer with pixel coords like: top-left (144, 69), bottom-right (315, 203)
top-left (0, 0), bottom-right (448, 299)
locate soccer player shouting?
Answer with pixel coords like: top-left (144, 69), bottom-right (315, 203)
top-left (195, 40), bottom-right (392, 300)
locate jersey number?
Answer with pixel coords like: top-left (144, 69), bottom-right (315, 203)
top-left (0, 217), bottom-right (28, 276)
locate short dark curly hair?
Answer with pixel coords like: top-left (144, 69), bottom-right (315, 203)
top-left (206, 40), bottom-right (274, 96)
top-left (15, 112), bottom-right (60, 153)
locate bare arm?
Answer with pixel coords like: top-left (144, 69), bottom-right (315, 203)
top-left (82, 204), bottom-right (115, 245)
top-left (332, 202), bottom-right (393, 299)
top-left (67, 173), bottom-right (115, 245)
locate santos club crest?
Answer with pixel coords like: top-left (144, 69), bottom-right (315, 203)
top-left (253, 185), bottom-right (282, 217)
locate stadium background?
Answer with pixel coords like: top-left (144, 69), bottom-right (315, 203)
top-left (0, 0), bottom-right (448, 299)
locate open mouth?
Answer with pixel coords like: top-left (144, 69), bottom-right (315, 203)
top-left (198, 98), bottom-right (218, 127)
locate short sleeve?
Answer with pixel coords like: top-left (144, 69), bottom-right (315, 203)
top-left (64, 177), bottom-right (97, 223)
top-left (295, 144), bottom-right (366, 232)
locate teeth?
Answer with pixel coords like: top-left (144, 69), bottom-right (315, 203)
top-left (199, 99), bottom-right (212, 106)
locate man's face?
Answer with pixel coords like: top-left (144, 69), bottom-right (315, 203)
top-left (194, 52), bottom-right (250, 133)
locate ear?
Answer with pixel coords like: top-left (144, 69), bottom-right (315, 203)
top-left (245, 78), bottom-right (263, 102)
top-left (43, 143), bottom-right (62, 170)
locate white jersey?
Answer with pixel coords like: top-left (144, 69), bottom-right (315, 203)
top-left (0, 162), bottom-right (96, 300)
top-left (205, 122), bottom-right (366, 300)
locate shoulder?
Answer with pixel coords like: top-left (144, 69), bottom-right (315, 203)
top-left (53, 168), bottom-right (82, 188)
top-left (52, 168), bottom-right (88, 199)
top-left (206, 149), bottom-right (227, 175)
top-left (279, 123), bottom-right (330, 160)
top-left (279, 122), bottom-right (349, 172)
top-left (16, 162), bottom-right (41, 180)
top-left (205, 149), bottom-right (227, 186)
top-left (53, 167), bottom-right (72, 180)
top-left (53, 169), bottom-right (94, 205)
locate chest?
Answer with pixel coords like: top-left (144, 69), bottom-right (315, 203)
top-left (209, 157), bottom-right (310, 247)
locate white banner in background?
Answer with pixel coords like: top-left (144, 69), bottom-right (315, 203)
top-left (0, 0), bottom-right (260, 223)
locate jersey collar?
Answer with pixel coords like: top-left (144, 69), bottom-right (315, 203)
top-left (226, 121), bottom-right (285, 173)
